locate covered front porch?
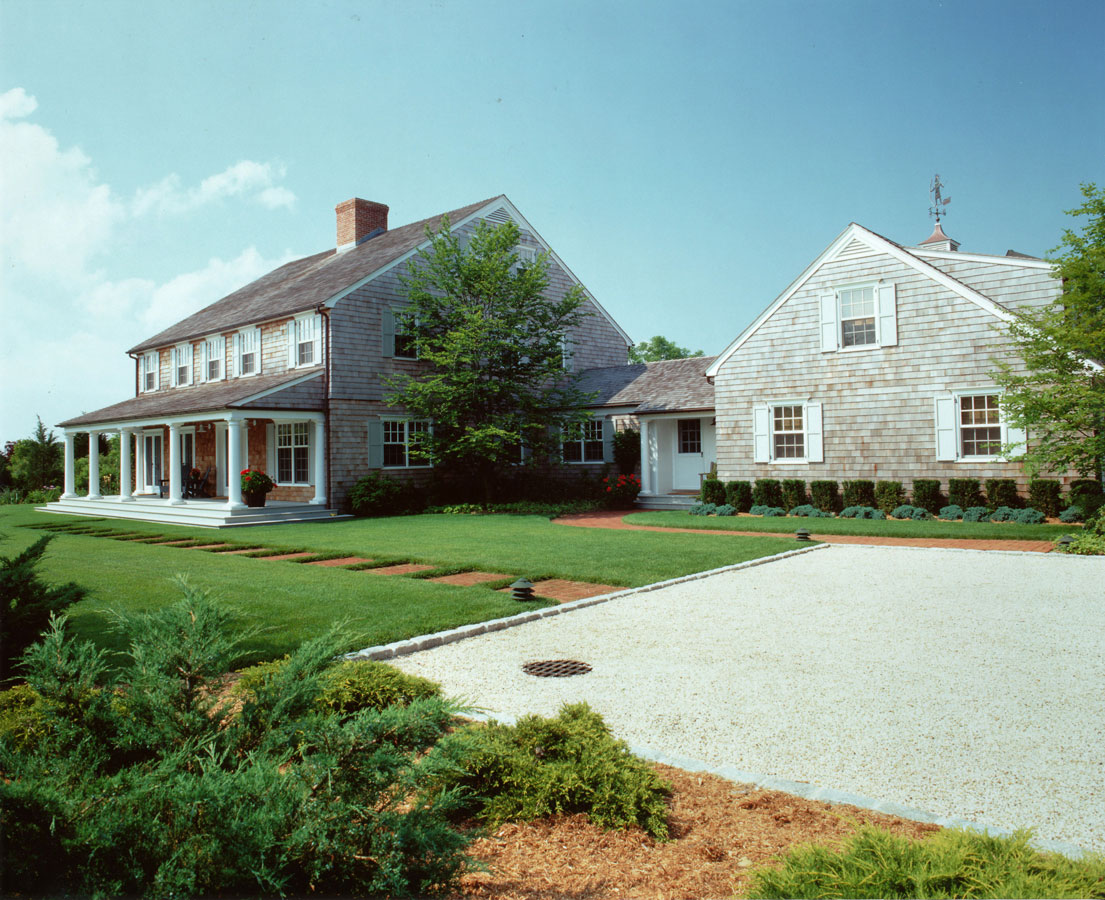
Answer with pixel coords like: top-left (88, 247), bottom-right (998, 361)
top-left (41, 494), bottom-right (347, 528)
top-left (637, 412), bottom-right (717, 507)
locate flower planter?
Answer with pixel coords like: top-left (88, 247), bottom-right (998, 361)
top-left (243, 491), bottom-right (267, 508)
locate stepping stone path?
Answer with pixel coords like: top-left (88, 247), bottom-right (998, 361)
top-left (362, 563), bottom-right (436, 575)
top-left (428, 571), bottom-right (507, 586)
top-left (215, 548), bottom-right (264, 555)
top-left (258, 551), bottom-right (318, 561)
top-left (189, 543), bottom-right (231, 550)
top-left (499, 579), bottom-right (621, 603)
top-left (306, 556), bottom-right (373, 567)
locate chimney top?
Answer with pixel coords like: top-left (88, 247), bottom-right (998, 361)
top-left (336, 198), bottom-right (389, 251)
top-left (918, 220), bottom-right (960, 252)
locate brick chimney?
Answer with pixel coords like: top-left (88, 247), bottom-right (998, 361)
top-left (336, 198), bottom-right (389, 251)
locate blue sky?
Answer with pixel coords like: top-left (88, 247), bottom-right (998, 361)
top-left (2, 0), bottom-right (1103, 438)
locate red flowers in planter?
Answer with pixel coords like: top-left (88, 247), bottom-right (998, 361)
top-left (602, 473), bottom-right (641, 508)
top-left (240, 468), bottom-right (276, 494)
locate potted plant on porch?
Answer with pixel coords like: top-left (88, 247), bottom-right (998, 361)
top-left (240, 469), bottom-right (276, 508)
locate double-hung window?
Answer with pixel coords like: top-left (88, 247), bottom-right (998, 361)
top-left (563, 419), bottom-right (604, 463)
top-left (171, 343), bottom-right (193, 387)
top-left (934, 393), bottom-right (1025, 461)
top-left (140, 352), bottom-right (159, 392)
top-left (753, 402), bottom-right (824, 463)
top-left (289, 314), bottom-right (322, 368)
top-left (382, 419), bottom-right (431, 468)
top-left (820, 283), bottom-right (897, 352)
top-left (235, 327), bottom-right (261, 377)
top-left (276, 422), bottom-right (311, 484)
top-left (382, 308), bottom-right (417, 359)
top-left (201, 335), bottom-right (225, 382)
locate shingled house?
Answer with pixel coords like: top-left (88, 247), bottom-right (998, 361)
top-left (50, 196), bottom-right (631, 525)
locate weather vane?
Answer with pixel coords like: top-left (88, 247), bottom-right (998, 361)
top-left (929, 174), bottom-right (951, 223)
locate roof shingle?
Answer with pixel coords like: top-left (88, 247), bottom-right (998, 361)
top-left (574, 356), bottom-right (716, 413)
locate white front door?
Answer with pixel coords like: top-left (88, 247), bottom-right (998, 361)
top-left (672, 418), bottom-right (705, 490)
top-left (143, 433), bottom-right (162, 491)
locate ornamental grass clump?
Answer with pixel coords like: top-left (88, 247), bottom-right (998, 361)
top-left (745, 824), bottom-right (1105, 900)
top-left (427, 702), bottom-right (671, 840)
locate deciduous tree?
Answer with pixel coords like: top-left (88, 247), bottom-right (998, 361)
top-left (628, 335), bottom-right (704, 363)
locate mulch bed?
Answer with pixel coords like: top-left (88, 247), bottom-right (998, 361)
top-left (454, 764), bottom-right (939, 899)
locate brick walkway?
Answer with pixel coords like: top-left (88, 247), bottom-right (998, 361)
top-left (362, 563), bottom-right (436, 575)
top-left (306, 556), bottom-right (373, 567)
top-left (257, 551), bottom-right (318, 561)
top-left (553, 510), bottom-right (1056, 553)
top-left (498, 578), bottom-right (622, 602)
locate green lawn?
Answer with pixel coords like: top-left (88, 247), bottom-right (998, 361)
top-left (626, 510), bottom-right (1078, 540)
top-left (0, 505), bottom-right (794, 662)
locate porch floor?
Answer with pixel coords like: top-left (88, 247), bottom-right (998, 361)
top-left (39, 495), bottom-right (351, 529)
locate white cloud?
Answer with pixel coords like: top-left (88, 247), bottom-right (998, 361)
top-left (132, 160), bottom-right (296, 216)
top-left (0, 88), bottom-right (299, 438)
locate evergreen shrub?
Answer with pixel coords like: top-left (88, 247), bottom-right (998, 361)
top-left (725, 481), bottom-right (753, 512)
top-left (810, 480), bottom-right (841, 513)
top-left (890, 505), bottom-right (929, 521)
top-left (780, 479), bottom-right (808, 511)
top-left (963, 506), bottom-right (992, 522)
top-left (428, 703), bottom-right (671, 839)
top-left (938, 505), bottom-right (964, 520)
top-left (1027, 479), bottom-right (1063, 517)
top-left (989, 506), bottom-right (1018, 522)
top-left (1059, 505), bottom-right (1084, 523)
top-left (689, 503), bottom-right (716, 516)
top-left (714, 504), bottom-right (736, 517)
top-left (789, 504), bottom-right (832, 518)
top-left (874, 482), bottom-right (904, 514)
top-left (840, 506), bottom-right (884, 519)
top-left (842, 480), bottom-right (876, 508)
top-left (611, 427), bottom-right (641, 475)
top-left (910, 479), bottom-right (942, 514)
top-left (349, 472), bottom-right (424, 517)
top-left (699, 476), bottom-right (727, 505)
top-left (985, 478), bottom-right (1021, 509)
top-left (948, 478), bottom-right (982, 510)
top-left (1014, 508), bottom-right (1046, 525)
top-left (752, 478), bottom-right (783, 508)
top-left (1069, 479), bottom-right (1104, 519)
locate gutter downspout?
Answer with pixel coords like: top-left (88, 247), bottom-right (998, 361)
top-left (318, 304), bottom-right (332, 508)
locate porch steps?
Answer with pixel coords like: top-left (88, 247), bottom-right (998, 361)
top-left (634, 491), bottom-right (700, 511)
top-left (38, 497), bottom-right (350, 529)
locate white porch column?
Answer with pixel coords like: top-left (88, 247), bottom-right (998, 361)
top-left (639, 419), bottom-right (653, 494)
top-left (168, 423), bottom-right (183, 504)
top-left (61, 431), bottom-right (78, 498)
top-left (310, 417), bottom-right (327, 505)
top-left (119, 429), bottom-right (135, 501)
top-left (225, 415), bottom-right (245, 509)
top-left (87, 431), bottom-right (102, 499)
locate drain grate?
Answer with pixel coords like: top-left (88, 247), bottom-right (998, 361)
top-left (522, 659), bottom-right (592, 678)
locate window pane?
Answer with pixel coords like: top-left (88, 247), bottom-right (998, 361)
top-left (563, 441), bottom-right (582, 462)
top-left (841, 317), bottom-right (876, 347)
top-left (298, 342), bottom-right (313, 366)
top-left (294, 448), bottom-right (309, 483)
top-left (277, 447), bottom-right (292, 483)
top-left (240, 351), bottom-right (256, 374)
top-left (678, 419), bottom-right (701, 454)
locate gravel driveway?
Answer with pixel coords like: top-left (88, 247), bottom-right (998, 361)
top-left (392, 545), bottom-right (1105, 854)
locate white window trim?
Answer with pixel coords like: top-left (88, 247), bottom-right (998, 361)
top-left (289, 313), bottom-right (322, 369)
top-left (562, 418), bottom-right (605, 464)
top-left (274, 421), bottom-right (313, 485)
top-left (234, 327), bottom-right (262, 378)
top-left (381, 418), bottom-right (433, 469)
top-left (753, 400), bottom-right (824, 464)
top-left (820, 281), bottom-right (897, 353)
top-left (140, 351), bottom-right (159, 393)
top-left (936, 392), bottom-right (1026, 463)
top-left (171, 342), bottom-right (193, 388)
top-left (200, 334), bottom-right (226, 383)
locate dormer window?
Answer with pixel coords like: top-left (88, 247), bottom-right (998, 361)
top-left (289, 314), bottom-right (322, 368)
top-left (235, 327), bottom-right (261, 377)
top-left (170, 343), bottom-right (193, 387)
top-left (201, 335), bottom-right (225, 382)
top-left (139, 352), bottom-right (159, 392)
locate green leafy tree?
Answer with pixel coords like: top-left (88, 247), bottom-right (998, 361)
top-left (628, 335), bottom-right (704, 363)
top-left (387, 217), bottom-right (591, 501)
top-left (993, 183), bottom-right (1105, 481)
top-left (9, 418), bottom-right (63, 491)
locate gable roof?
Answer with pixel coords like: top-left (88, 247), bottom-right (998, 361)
top-left (705, 222), bottom-right (1047, 378)
top-left (575, 356), bottom-right (716, 413)
top-left (128, 197), bottom-right (499, 354)
top-left (58, 367), bottom-right (324, 428)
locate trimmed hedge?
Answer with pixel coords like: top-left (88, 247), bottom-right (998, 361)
top-left (752, 479), bottom-right (783, 509)
top-left (699, 476), bottom-right (727, 505)
top-left (780, 479), bottom-right (808, 511)
top-left (1028, 479), bottom-right (1062, 518)
top-left (874, 482), bottom-right (904, 514)
top-left (725, 481), bottom-right (753, 513)
top-left (985, 478), bottom-right (1021, 509)
top-left (911, 479), bottom-right (942, 514)
top-left (810, 481), bottom-right (841, 513)
top-left (948, 478), bottom-right (982, 510)
top-left (1070, 479), bottom-right (1104, 519)
top-left (842, 480), bottom-right (876, 509)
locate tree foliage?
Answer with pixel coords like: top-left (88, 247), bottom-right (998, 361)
top-left (993, 183), bottom-right (1105, 479)
top-left (387, 218), bottom-right (591, 498)
top-left (8, 417), bottom-right (63, 492)
top-left (628, 334), bottom-right (704, 363)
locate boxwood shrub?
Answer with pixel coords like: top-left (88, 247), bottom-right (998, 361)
top-left (725, 480), bottom-right (753, 513)
top-left (948, 478), bottom-right (983, 510)
top-left (810, 480), bottom-right (841, 513)
top-left (699, 476), bottom-right (727, 505)
top-left (752, 479), bottom-right (783, 508)
top-left (985, 478), bottom-right (1021, 509)
top-left (842, 480), bottom-right (876, 509)
top-left (1027, 479), bottom-right (1062, 518)
top-left (910, 479), bottom-right (943, 514)
top-left (938, 504), bottom-right (964, 520)
top-left (780, 479), bottom-right (808, 511)
top-left (874, 481), bottom-right (904, 514)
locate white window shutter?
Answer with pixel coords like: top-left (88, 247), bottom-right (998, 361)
top-left (185, 344), bottom-right (193, 384)
top-left (312, 314), bottom-right (322, 365)
top-left (753, 404), bottom-right (770, 463)
top-left (199, 341), bottom-right (209, 382)
top-left (170, 348), bottom-right (178, 387)
top-left (602, 418), bottom-right (615, 464)
top-left (877, 283), bottom-right (898, 347)
top-left (307, 423), bottom-right (316, 484)
top-left (1002, 421), bottom-right (1027, 459)
top-left (819, 292), bottom-right (838, 352)
top-left (806, 403), bottom-right (824, 463)
top-left (382, 308), bottom-right (396, 357)
top-left (287, 321), bottom-right (297, 368)
top-left (366, 420), bottom-right (383, 468)
top-left (154, 354), bottom-right (160, 390)
top-left (266, 423), bottom-right (276, 477)
top-left (231, 333), bottom-right (240, 377)
top-left (934, 395), bottom-right (957, 460)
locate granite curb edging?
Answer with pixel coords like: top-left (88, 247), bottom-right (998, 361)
top-left (345, 542), bottom-right (828, 662)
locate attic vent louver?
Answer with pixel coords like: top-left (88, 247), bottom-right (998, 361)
top-left (485, 207), bottom-right (513, 225)
top-left (836, 238), bottom-right (875, 261)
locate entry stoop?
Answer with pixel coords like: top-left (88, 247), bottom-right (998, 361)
top-left (39, 496), bottom-right (351, 528)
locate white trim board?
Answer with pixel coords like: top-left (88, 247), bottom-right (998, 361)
top-left (706, 222), bottom-right (1043, 378)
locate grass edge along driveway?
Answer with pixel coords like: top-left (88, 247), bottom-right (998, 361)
top-left (1, 506), bottom-right (795, 663)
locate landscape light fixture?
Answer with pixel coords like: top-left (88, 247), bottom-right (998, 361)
top-left (510, 577), bottom-right (536, 601)
top-left (1057, 535), bottom-right (1075, 548)
top-left (795, 528), bottom-right (812, 542)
